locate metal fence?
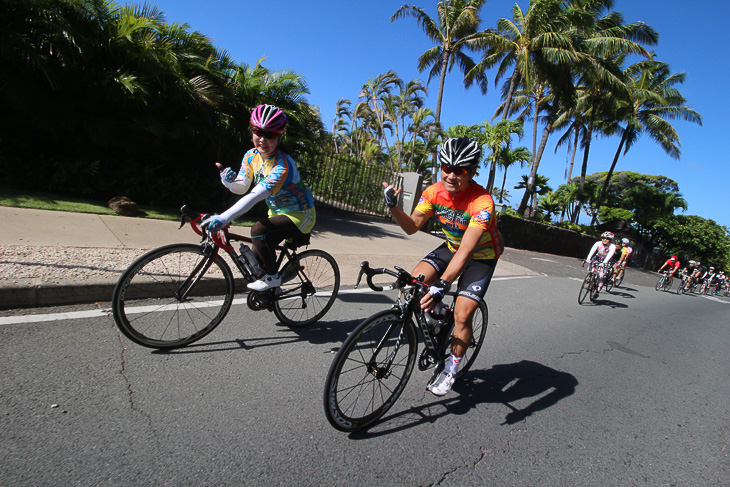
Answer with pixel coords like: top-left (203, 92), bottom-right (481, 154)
top-left (298, 150), bottom-right (398, 218)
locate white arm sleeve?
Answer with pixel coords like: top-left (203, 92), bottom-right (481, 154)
top-left (218, 184), bottom-right (270, 224)
top-left (586, 242), bottom-right (599, 262)
top-left (220, 165), bottom-right (253, 195)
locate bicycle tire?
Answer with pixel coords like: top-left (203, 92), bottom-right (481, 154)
top-left (274, 249), bottom-right (340, 327)
top-left (112, 243), bottom-right (234, 349)
top-left (676, 279), bottom-right (685, 294)
top-left (605, 277), bottom-right (614, 292)
top-left (663, 277), bottom-right (673, 292)
top-left (614, 273), bottom-right (623, 288)
top-left (323, 310), bottom-right (417, 432)
top-left (655, 276), bottom-right (664, 291)
top-left (578, 275), bottom-right (592, 304)
top-left (442, 298), bottom-right (488, 379)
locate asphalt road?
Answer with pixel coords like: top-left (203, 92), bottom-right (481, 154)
top-left (1, 252), bottom-right (728, 486)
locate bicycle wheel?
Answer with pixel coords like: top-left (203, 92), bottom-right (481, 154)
top-left (663, 277), bottom-right (673, 292)
top-left (112, 244), bottom-right (234, 349)
top-left (445, 298), bottom-right (488, 379)
top-left (578, 275), bottom-right (592, 304)
top-left (676, 279), bottom-right (685, 294)
top-left (323, 310), bottom-right (417, 432)
top-left (605, 277), bottom-right (614, 292)
top-left (274, 249), bottom-right (340, 327)
top-left (613, 272), bottom-right (624, 288)
top-left (655, 276), bottom-right (664, 291)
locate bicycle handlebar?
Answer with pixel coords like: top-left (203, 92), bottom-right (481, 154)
top-left (178, 204), bottom-right (249, 252)
top-left (355, 261), bottom-right (427, 293)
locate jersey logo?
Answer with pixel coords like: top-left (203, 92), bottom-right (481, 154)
top-left (472, 210), bottom-right (491, 224)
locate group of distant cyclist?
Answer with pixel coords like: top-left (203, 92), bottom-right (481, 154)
top-left (658, 256), bottom-right (728, 295)
top-left (584, 231), bottom-right (634, 298)
top-left (583, 231), bottom-right (728, 298)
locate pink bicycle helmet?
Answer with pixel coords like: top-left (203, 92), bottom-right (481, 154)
top-left (601, 231), bottom-right (614, 239)
top-left (250, 104), bottom-right (287, 133)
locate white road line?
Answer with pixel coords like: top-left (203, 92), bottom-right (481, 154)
top-left (0, 275), bottom-right (541, 326)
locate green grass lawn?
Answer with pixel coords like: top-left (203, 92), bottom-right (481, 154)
top-left (0, 187), bottom-right (255, 225)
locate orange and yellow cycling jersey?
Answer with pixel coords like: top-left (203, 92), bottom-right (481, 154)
top-left (415, 181), bottom-right (503, 260)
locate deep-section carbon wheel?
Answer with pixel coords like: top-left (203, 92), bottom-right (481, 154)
top-left (112, 244), bottom-right (234, 349)
top-left (323, 310), bottom-right (417, 432)
top-left (274, 249), bottom-right (340, 327)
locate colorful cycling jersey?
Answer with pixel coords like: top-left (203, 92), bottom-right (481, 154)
top-left (240, 148), bottom-right (315, 232)
top-left (415, 181), bottom-right (503, 260)
top-left (664, 259), bottom-right (681, 270)
top-left (587, 241), bottom-right (616, 263)
top-left (621, 246), bottom-right (633, 260)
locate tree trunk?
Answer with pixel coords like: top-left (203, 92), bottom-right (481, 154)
top-left (431, 48), bottom-right (450, 183)
top-left (518, 113), bottom-right (553, 215)
top-left (590, 128), bottom-right (629, 225)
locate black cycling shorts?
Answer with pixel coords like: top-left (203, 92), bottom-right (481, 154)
top-left (420, 243), bottom-right (498, 303)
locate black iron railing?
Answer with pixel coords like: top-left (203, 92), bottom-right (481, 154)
top-left (298, 150), bottom-right (398, 218)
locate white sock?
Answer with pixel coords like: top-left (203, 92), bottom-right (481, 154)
top-left (445, 353), bottom-right (462, 375)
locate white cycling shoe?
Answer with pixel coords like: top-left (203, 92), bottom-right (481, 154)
top-left (247, 273), bottom-right (281, 291)
top-left (427, 370), bottom-right (455, 396)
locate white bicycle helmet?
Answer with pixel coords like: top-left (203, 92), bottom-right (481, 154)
top-left (438, 138), bottom-right (481, 168)
top-left (601, 231), bottom-right (614, 239)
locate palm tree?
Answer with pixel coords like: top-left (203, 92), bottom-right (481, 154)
top-left (392, 0), bottom-right (492, 181)
top-left (515, 174), bottom-right (551, 216)
top-left (359, 70), bottom-right (402, 170)
top-left (497, 145), bottom-right (532, 203)
top-left (467, 0), bottom-right (580, 121)
top-left (388, 78), bottom-right (428, 171)
top-left (406, 106), bottom-right (440, 172)
top-left (591, 57), bottom-right (702, 222)
top-left (571, 4), bottom-right (659, 201)
top-left (331, 98), bottom-right (352, 154)
top-left (482, 119), bottom-right (524, 191)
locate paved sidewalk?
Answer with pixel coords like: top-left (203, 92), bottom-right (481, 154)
top-left (0, 206), bottom-right (538, 309)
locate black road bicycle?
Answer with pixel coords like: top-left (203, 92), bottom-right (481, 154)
top-left (323, 262), bottom-right (488, 432)
top-left (112, 205), bottom-right (340, 349)
top-left (578, 261), bottom-right (609, 304)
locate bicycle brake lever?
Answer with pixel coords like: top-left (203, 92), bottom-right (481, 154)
top-left (355, 261), bottom-right (368, 289)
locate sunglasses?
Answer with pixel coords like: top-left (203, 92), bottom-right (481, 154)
top-left (253, 128), bottom-right (278, 140)
top-left (441, 165), bottom-right (468, 176)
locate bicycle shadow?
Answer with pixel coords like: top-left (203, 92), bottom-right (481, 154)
top-left (606, 289), bottom-right (635, 299)
top-left (151, 317), bottom-right (364, 355)
top-left (349, 360), bottom-right (578, 439)
top-left (587, 297), bottom-right (629, 308)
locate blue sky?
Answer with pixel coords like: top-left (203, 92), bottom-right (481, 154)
top-left (147, 0), bottom-right (730, 229)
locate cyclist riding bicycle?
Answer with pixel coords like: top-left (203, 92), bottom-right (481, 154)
top-left (679, 260), bottom-right (699, 291)
top-left (585, 231), bottom-right (617, 296)
top-left (203, 104), bottom-right (316, 291)
top-left (382, 137), bottom-right (503, 396)
top-left (658, 256), bottom-right (681, 278)
top-left (690, 261), bottom-right (703, 288)
top-left (612, 237), bottom-right (632, 281)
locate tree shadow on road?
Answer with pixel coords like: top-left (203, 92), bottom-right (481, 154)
top-left (349, 360), bottom-right (578, 439)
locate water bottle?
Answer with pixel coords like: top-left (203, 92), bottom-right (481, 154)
top-left (239, 244), bottom-right (264, 277)
top-left (424, 302), bottom-right (450, 334)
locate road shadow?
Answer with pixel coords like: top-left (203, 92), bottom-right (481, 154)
top-left (311, 210), bottom-right (411, 241)
top-left (605, 289), bottom-right (635, 299)
top-left (349, 360), bottom-right (578, 439)
top-left (151, 317), bottom-right (364, 355)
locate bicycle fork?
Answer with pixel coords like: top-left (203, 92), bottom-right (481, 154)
top-left (174, 250), bottom-right (218, 302)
